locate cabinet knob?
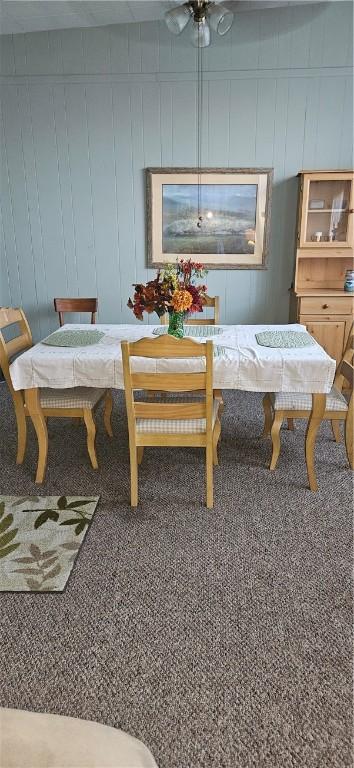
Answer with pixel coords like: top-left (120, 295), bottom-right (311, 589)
top-left (322, 303), bottom-right (329, 309)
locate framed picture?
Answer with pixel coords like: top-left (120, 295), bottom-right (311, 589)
top-left (146, 167), bottom-right (273, 269)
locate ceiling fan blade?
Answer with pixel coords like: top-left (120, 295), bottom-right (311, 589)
top-left (229, 0), bottom-right (325, 11)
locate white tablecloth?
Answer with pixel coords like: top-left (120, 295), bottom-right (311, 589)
top-left (9, 323), bottom-right (336, 394)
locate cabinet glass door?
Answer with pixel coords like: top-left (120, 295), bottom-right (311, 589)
top-left (303, 177), bottom-right (353, 246)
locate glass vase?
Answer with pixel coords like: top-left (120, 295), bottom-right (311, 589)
top-left (167, 311), bottom-right (185, 338)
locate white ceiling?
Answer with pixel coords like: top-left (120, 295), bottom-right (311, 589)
top-left (0, 0), bottom-right (328, 36)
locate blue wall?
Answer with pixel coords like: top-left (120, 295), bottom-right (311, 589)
top-left (0, 2), bottom-right (353, 340)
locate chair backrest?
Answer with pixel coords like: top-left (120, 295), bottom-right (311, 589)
top-left (0, 307), bottom-right (32, 400)
top-left (53, 298), bottom-right (98, 327)
top-left (121, 335), bottom-right (214, 438)
top-left (334, 322), bottom-right (354, 392)
top-left (160, 295), bottom-right (220, 326)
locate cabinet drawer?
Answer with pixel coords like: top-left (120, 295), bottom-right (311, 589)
top-left (300, 296), bottom-right (353, 315)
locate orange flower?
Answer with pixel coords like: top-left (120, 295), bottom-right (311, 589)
top-left (171, 289), bottom-right (193, 313)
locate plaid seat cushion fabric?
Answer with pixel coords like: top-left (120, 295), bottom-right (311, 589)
top-left (39, 387), bottom-right (105, 409)
top-left (136, 398), bottom-right (219, 434)
top-left (270, 386), bottom-right (348, 412)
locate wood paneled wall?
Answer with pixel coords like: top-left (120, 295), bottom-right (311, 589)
top-left (0, 3), bottom-right (353, 339)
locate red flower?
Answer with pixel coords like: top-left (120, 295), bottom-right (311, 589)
top-left (127, 275), bottom-right (174, 321)
top-left (127, 259), bottom-right (208, 321)
top-left (186, 284), bottom-right (207, 314)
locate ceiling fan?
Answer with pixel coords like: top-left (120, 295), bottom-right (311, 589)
top-left (165, 0), bottom-right (325, 48)
top-left (164, 0), bottom-right (326, 229)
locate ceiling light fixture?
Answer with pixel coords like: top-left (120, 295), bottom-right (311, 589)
top-left (165, 1), bottom-right (234, 48)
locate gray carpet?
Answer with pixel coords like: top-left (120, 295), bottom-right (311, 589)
top-left (0, 385), bottom-right (352, 768)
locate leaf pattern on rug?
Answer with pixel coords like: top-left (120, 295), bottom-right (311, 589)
top-left (0, 496), bottom-right (99, 592)
top-left (25, 496), bottom-right (96, 535)
top-left (0, 501), bottom-right (20, 560)
top-left (34, 510), bottom-right (60, 528)
top-left (59, 496), bottom-right (96, 535)
top-left (61, 541), bottom-right (81, 564)
top-left (11, 496), bottom-right (41, 506)
top-left (12, 543), bottom-right (62, 590)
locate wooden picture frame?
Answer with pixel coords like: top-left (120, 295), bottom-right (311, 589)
top-left (146, 167), bottom-right (273, 270)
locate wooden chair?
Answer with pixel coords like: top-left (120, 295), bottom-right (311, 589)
top-left (54, 298), bottom-right (98, 327)
top-left (121, 335), bottom-right (222, 508)
top-left (160, 295), bottom-right (220, 326)
top-left (0, 307), bottom-right (113, 482)
top-left (262, 324), bottom-right (354, 471)
top-left (161, 295), bottom-right (223, 409)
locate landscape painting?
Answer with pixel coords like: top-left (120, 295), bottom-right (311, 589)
top-left (146, 168), bottom-right (273, 269)
top-left (162, 184), bottom-right (257, 256)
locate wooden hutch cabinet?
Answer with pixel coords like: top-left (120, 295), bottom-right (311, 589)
top-left (290, 170), bottom-right (354, 365)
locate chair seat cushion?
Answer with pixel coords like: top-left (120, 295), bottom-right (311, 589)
top-left (136, 397), bottom-right (220, 434)
top-left (270, 386), bottom-right (348, 412)
top-left (40, 386), bottom-right (105, 410)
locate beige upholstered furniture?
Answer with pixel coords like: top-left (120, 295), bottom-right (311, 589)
top-left (122, 335), bottom-right (221, 508)
top-left (0, 708), bottom-right (158, 768)
top-left (263, 324), bottom-right (354, 471)
top-left (54, 297), bottom-right (98, 326)
top-left (0, 307), bottom-right (113, 483)
top-left (160, 294), bottom-right (220, 326)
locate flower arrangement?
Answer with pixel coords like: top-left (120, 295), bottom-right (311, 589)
top-left (128, 260), bottom-right (208, 337)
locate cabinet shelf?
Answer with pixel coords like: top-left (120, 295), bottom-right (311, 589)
top-left (307, 208), bottom-right (348, 213)
top-left (293, 289), bottom-right (352, 297)
top-left (298, 252), bottom-right (353, 259)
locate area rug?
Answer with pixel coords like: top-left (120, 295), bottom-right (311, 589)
top-left (0, 496), bottom-right (99, 592)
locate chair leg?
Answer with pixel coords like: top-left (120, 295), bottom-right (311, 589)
top-left (14, 400), bottom-right (27, 464)
top-left (206, 443), bottom-right (214, 509)
top-left (331, 419), bottom-right (341, 443)
top-left (83, 409), bottom-right (98, 469)
top-left (270, 412), bottom-right (283, 470)
top-left (262, 394), bottom-right (272, 437)
top-left (129, 444), bottom-right (138, 506)
top-left (344, 417), bottom-right (353, 469)
top-left (305, 394), bottom-right (326, 493)
top-left (103, 391), bottom-right (113, 437)
top-left (214, 389), bottom-right (224, 414)
top-left (212, 417), bottom-right (221, 466)
top-left (25, 389), bottom-right (48, 484)
top-left (287, 418), bottom-right (294, 431)
top-left (137, 447), bottom-right (144, 465)
top-left (32, 413), bottom-right (48, 484)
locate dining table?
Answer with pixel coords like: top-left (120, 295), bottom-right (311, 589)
top-left (9, 322), bottom-right (336, 490)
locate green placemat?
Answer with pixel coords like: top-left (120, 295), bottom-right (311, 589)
top-left (256, 330), bottom-right (315, 348)
top-left (42, 330), bottom-right (105, 347)
top-left (153, 325), bottom-right (223, 338)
